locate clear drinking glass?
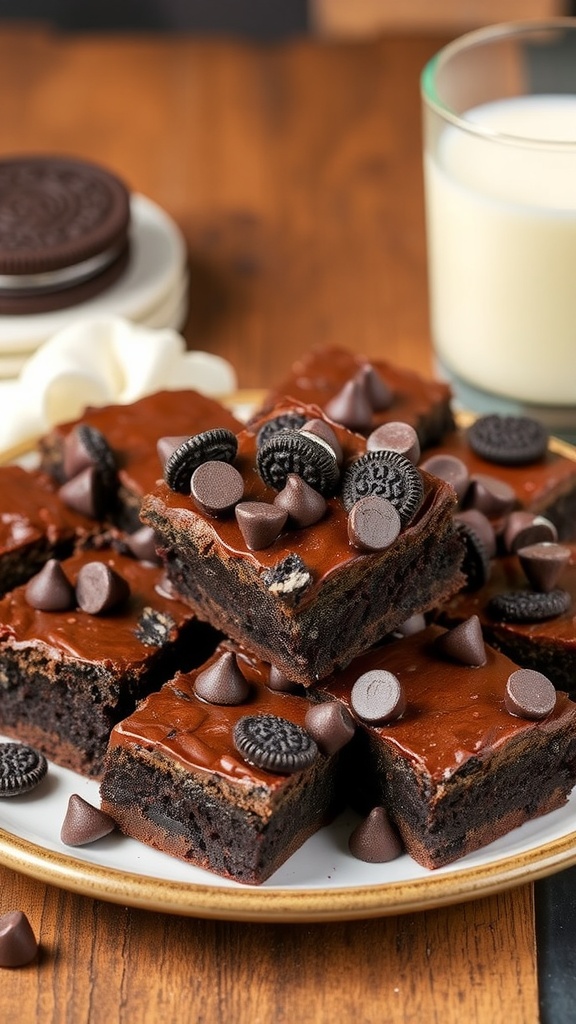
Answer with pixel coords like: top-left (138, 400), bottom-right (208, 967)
top-left (421, 20), bottom-right (576, 437)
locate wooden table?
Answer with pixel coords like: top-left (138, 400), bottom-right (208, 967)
top-left (0, 25), bottom-right (546, 1023)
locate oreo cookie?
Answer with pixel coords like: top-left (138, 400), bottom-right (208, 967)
top-left (164, 428), bottom-right (238, 494)
top-left (455, 520), bottom-right (491, 591)
top-left (467, 414), bottom-right (549, 466)
top-left (257, 429), bottom-right (340, 497)
top-left (233, 714), bottom-right (318, 774)
top-left (256, 411), bottom-right (307, 448)
top-left (0, 742), bottom-right (48, 796)
top-left (262, 553), bottom-right (313, 599)
top-left (341, 450), bottom-right (424, 524)
top-left (63, 424), bottom-right (117, 486)
top-left (487, 588), bottom-right (571, 623)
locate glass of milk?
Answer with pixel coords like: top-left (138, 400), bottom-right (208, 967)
top-left (422, 20), bottom-right (576, 436)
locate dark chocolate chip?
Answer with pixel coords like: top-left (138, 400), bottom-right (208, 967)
top-left (435, 616), bottom-right (487, 667)
top-left (157, 435), bottom-right (191, 469)
top-left (262, 553), bottom-right (313, 600)
top-left (257, 429), bottom-right (340, 497)
top-left (356, 363), bottom-right (394, 411)
top-left (0, 911), bottom-right (38, 968)
top-left (366, 421), bottom-right (420, 464)
top-left (517, 542), bottom-right (571, 593)
top-left (235, 501), bottom-right (287, 550)
top-left (0, 742), bottom-right (47, 796)
top-left (190, 460), bottom-right (244, 515)
top-left (350, 669), bottom-right (406, 724)
top-left (454, 509), bottom-right (497, 558)
top-left (60, 794), bottom-right (116, 846)
top-left (256, 411), bottom-right (307, 448)
top-left (267, 666), bottom-right (301, 693)
top-left (455, 520), bottom-right (491, 591)
top-left (25, 559), bottom-right (75, 611)
top-left (304, 701), bottom-right (356, 755)
top-left (58, 466), bottom-right (107, 518)
top-left (323, 378), bottom-right (373, 432)
top-left (135, 607), bottom-right (177, 647)
top-left (273, 473), bottom-right (327, 528)
top-left (124, 526), bottom-right (161, 565)
top-left (419, 453), bottom-right (469, 504)
top-left (505, 668), bottom-right (556, 720)
top-left (76, 561), bottom-right (130, 615)
top-left (347, 495), bottom-right (401, 551)
top-left (348, 806), bottom-right (403, 863)
top-left (63, 424), bottom-right (116, 484)
top-left (233, 714), bottom-right (318, 773)
top-left (465, 474), bottom-right (516, 517)
top-left (341, 450), bottom-right (424, 525)
top-left (488, 588), bottom-right (571, 623)
top-left (194, 651), bottom-right (250, 705)
top-left (164, 427), bottom-right (238, 494)
top-left (302, 418), bottom-right (343, 464)
top-left (502, 511), bottom-right (558, 554)
top-left (467, 414), bottom-right (549, 466)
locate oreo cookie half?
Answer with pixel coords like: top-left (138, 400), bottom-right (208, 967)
top-left (467, 414), bottom-right (549, 466)
top-left (487, 588), bottom-right (571, 623)
top-left (341, 450), bottom-right (424, 524)
top-left (0, 742), bottom-right (48, 796)
top-left (233, 714), bottom-right (318, 774)
top-left (257, 429), bottom-right (340, 497)
top-left (164, 428), bottom-right (238, 494)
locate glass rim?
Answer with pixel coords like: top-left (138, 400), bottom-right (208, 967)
top-left (421, 18), bottom-right (576, 148)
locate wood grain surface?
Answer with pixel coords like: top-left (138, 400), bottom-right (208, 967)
top-left (0, 27), bottom-right (540, 1023)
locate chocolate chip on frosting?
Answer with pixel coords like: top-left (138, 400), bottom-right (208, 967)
top-left (163, 427), bottom-right (238, 494)
top-left (58, 466), bottom-right (107, 519)
top-left (356, 363), bottom-right (394, 411)
top-left (517, 542), bottom-right (571, 593)
top-left (350, 669), bottom-right (406, 724)
top-left (76, 561), bottom-right (130, 615)
top-left (420, 453), bottom-right (469, 504)
top-left (348, 806), bottom-right (403, 863)
top-left (233, 714), bottom-right (318, 774)
top-left (25, 559), bottom-right (75, 611)
top-left (304, 701), bottom-right (356, 755)
top-left (190, 460), bottom-right (245, 516)
top-left (0, 911), bottom-right (38, 968)
top-left (194, 651), bottom-right (250, 705)
top-left (454, 509), bottom-right (497, 558)
top-left (465, 474), bottom-right (516, 517)
top-left (273, 473), bottom-right (327, 528)
top-left (60, 794), bottom-right (116, 846)
top-left (348, 495), bottom-right (401, 551)
top-left (366, 421), bottom-right (420, 464)
top-left (124, 525), bottom-right (162, 565)
top-left (235, 501), bottom-right (287, 550)
top-left (505, 668), bottom-right (556, 720)
top-left (435, 616), bottom-right (487, 667)
top-left (502, 511), bottom-right (558, 554)
top-left (341, 450), bottom-right (424, 525)
top-left (323, 378), bottom-right (373, 432)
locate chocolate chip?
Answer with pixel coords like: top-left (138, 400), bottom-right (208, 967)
top-left (0, 742), bottom-right (47, 796)
top-left (76, 561), bottom-right (130, 615)
top-left (348, 806), bottom-right (403, 862)
top-left (157, 435), bottom-right (191, 469)
top-left (323, 378), bottom-right (373, 432)
top-left (302, 418), bottom-right (343, 464)
top-left (257, 429), bottom-right (340, 497)
top-left (435, 616), bottom-right (487, 667)
top-left (454, 509), bottom-right (497, 558)
top-left (304, 701), bottom-right (356, 755)
top-left (233, 714), bottom-right (318, 773)
top-left (348, 495), bottom-right (401, 551)
top-left (350, 669), bottom-right (406, 724)
top-left (505, 668), bottom-right (556, 720)
top-left (419, 453), bottom-right (469, 504)
top-left (273, 473), bottom-right (327, 528)
top-left (488, 588), bottom-right (571, 622)
top-left (25, 559), bottom-right (75, 611)
top-left (367, 421), bottom-right (420, 464)
top-left (517, 542), bottom-right (571, 593)
top-left (235, 501), bottom-right (287, 550)
top-left (356, 364), bottom-right (394, 411)
top-left (0, 911), bottom-right (38, 968)
top-left (135, 607), bottom-right (177, 647)
top-left (466, 474), bottom-right (516, 518)
top-left (503, 511), bottom-right (558, 554)
top-left (60, 794), bottom-right (116, 846)
top-left (262, 553), bottom-right (313, 599)
top-left (164, 427), bottom-right (238, 494)
top-left (58, 466), bottom-right (107, 518)
top-left (467, 414), bottom-right (549, 466)
top-left (190, 460), bottom-right (245, 516)
top-left (256, 411), bottom-right (307, 448)
top-left (341, 450), bottom-right (424, 525)
top-left (124, 526), bottom-right (161, 564)
top-left (63, 424), bottom-right (116, 484)
top-left (455, 520), bottom-right (491, 591)
top-left (267, 665), bottom-right (301, 693)
top-left (194, 651), bottom-right (250, 705)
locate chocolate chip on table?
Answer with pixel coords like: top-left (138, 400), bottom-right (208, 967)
top-left (235, 501), bottom-right (287, 550)
top-left (348, 806), bottom-right (404, 863)
top-left (348, 495), bottom-right (402, 551)
top-left (367, 421), bottom-right (420, 464)
top-left (502, 511), bottom-right (558, 554)
top-left (323, 378), bottom-right (373, 432)
top-left (467, 413), bottom-right (549, 466)
top-left (0, 742), bottom-right (47, 796)
top-left (63, 424), bottom-right (116, 484)
top-left (257, 429), bottom-right (340, 497)
top-left (25, 559), bottom-right (75, 611)
top-left (435, 616), bottom-right (487, 667)
top-left (454, 509), bottom-right (497, 558)
top-left (488, 588), bottom-right (571, 623)
top-left (505, 668), bottom-right (556, 720)
top-left (341, 450), bottom-right (424, 525)
top-left (517, 542), bottom-right (571, 593)
top-left (455, 520), bottom-right (492, 591)
top-left (350, 669), bottom-right (406, 724)
top-left (0, 911), bottom-right (38, 968)
top-left (60, 794), bottom-right (116, 846)
top-left (465, 473), bottom-right (516, 518)
top-left (190, 460), bottom-right (245, 516)
top-left (76, 561), bottom-right (130, 614)
top-left (419, 453), bottom-right (469, 504)
top-left (58, 466), bottom-right (108, 519)
top-left (233, 714), bottom-right (318, 773)
top-left (124, 525), bottom-right (162, 564)
top-left (256, 411), bottom-right (307, 448)
top-left (301, 417), bottom-right (343, 465)
top-left (304, 701), bottom-right (356, 755)
top-left (273, 473), bottom-right (327, 528)
top-left (163, 427), bottom-right (238, 494)
top-left (194, 651), bottom-right (251, 705)
top-left (356, 363), bottom-right (394, 411)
